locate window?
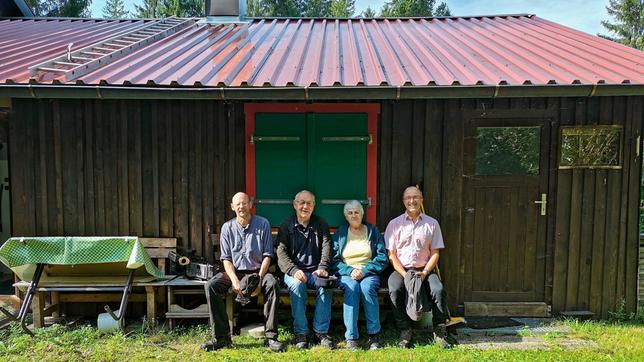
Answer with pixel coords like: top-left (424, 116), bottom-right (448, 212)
top-left (559, 126), bottom-right (622, 169)
top-left (475, 126), bottom-right (541, 176)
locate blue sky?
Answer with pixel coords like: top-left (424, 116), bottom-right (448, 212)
top-left (90, 0), bottom-right (611, 36)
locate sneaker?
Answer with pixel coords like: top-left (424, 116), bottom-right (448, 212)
top-left (346, 339), bottom-right (360, 351)
top-left (293, 333), bottom-right (308, 349)
top-left (398, 329), bottom-right (412, 348)
top-left (200, 336), bottom-right (232, 351)
top-left (316, 333), bottom-right (334, 349)
top-left (265, 338), bottom-right (284, 352)
top-left (432, 324), bottom-right (455, 349)
top-left (367, 333), bottom-right (381, 350)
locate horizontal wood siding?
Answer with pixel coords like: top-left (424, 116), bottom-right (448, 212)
top-left (9, 99), bottom-right (244, 262)
top-left (8, 96), bottom-right (643, 318)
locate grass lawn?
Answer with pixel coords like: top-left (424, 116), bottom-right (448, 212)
top-left (1, 319), bottom-right (643, 361)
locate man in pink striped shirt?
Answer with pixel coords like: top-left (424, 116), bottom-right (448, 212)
top-left (384, 186), bottom-right (452, 348)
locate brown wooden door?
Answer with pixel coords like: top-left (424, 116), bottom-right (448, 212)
top-left (462, 118), bottom-right (550, 302)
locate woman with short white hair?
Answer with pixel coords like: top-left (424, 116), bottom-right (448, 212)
top-left (332, 200), bottom-right (388, 351)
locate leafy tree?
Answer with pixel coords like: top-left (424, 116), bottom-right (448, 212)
top-left (134, 0), bottom-right (159, 17)
top-left (102, 0), bottom-right (128, 19)
top-left (362, 6), bottom-right (376, 18)
top-left (380, 0), bottom-right (450, 17)
top-left (328, 0), bottom-right (354, 17)
top-left (262, 0), bottom-right (300, 16)
top-left (247, 0), bottom-right (263, 16)
top-left (25, 0), bottom-right (92, 17)
top-left (600, 0), bottom-right (644, 49)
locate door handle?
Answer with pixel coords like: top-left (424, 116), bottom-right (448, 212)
top-left (534, 193), bottom-right (547, 216)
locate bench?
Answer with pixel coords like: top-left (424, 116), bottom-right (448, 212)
top-left (13, 237), bottom-right (176, 328)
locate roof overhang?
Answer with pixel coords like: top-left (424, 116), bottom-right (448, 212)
top-left (0, 84), bottom-right (642, 100)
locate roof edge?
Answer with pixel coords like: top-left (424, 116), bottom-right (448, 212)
top-left (0, 84), bottom-right (642, 100)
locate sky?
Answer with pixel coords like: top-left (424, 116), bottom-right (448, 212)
top-left (90, 0), bottom-right (611, 37)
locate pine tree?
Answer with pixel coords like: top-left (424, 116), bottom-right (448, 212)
top-left (247, 0), bottom-right (264, 17)
top-left (135, 0), bottom-right (159, 18)
top-left (102, 0), bottom-right (128, 19)
top-left (380, 0), bottom-right (451, 17)
top-left (302, 0), bottom-right (329, 17)
top-left (362, 6), bottom-right (376, 18)
top-left (434, 2), bottom-right (450, 16)
top-left (158, 0), bottom-right (203, 17)
top-left (600, 0), bottom-right (643, 49)
top-left (328, 0), bottom-right (354, 17)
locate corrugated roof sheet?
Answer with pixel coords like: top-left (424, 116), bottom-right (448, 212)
top-left (0, 15), bottom-right (642, 87)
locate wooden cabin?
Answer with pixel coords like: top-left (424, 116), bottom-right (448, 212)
top-left (0, 11), bottom-right (642, 319)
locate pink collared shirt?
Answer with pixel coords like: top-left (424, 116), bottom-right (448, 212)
top-left (384, 213), bottom-right (445, 269)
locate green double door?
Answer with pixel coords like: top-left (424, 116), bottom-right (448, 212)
top-left (253, 113), bottom-right (369, 227)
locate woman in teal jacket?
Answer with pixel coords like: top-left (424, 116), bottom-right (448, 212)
top-left (332, 200), bottom-right (389, 351)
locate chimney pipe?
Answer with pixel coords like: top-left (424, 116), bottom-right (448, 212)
top-left (205, 0), bottom-right (246, 21)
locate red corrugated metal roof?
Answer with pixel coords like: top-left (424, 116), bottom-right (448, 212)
top-left (1, 15), bottom-right (642, 87)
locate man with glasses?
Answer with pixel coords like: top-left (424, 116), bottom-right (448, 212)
top-left (276, 190), bottom-right (334, 349)
top-left (202, 192), bottom-right (284, 353)
top-left (384, 186), bottom-right (453, 348)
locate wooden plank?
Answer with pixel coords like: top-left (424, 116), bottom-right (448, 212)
top-left (151, 101), bottom-right (160, 236)
top-left (59, 293), bottom-right (147, 303)
top-left (75, 100), bottom-right (85, 235)
top-left (34, 100), bottom-right (47, 234)
top-left (141, 100), bottom-right (155, 236)
top-left (94, 101), bottom-right (106, 235)
top-left (565, 168), bottom-right (582, 310)
top-left (544, 103), bottom-right (560, 307)
top-left (390, 101), bottom-right (412, 197)
top-left (377, 101), bottom-right (393, 229)
top-left (62, 100), bottom-right (79, 235)
top-left (410, 100), bottom-right (425, 186)
top-left (118, 100), bottom-right (130, 235)
top-left (624, 96), bottom-right (642, 313)
top-left (105, 102), bottom-right (119, 232)
top-left (139, 238), bottom-right (177, 248)
top-left (128, 100), bottom-right (143, 236)
top-left (53, 100), bottom-right (65, 234)
top-left (159, 101), bottom-right (173, 237)
top-left (84, 100), bottom-right (96, 235)
top-left (174, 101), bottom-right (189, 249)
top-left (31, 292), bottom-right (45, 328)
top-left (203, 101), bottom-right (215, 262)
top-left (464, 302), bottom-right (549, 317)
top-left (189, 101), bottom-right (203, 256)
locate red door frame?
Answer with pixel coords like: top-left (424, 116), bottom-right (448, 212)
top-left (244, 103), bottom-right (380, 224)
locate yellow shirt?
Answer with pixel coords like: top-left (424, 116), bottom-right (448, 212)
top-left (342, 226), bottom-right (372, 269)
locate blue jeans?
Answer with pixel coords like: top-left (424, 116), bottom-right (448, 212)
top-left (283, 272), bottom-right (333, 334)
top-left (339, 274), bottom-right (381, 340)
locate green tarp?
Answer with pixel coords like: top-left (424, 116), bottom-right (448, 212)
top-left (0, 236), bottom-right (166, 282)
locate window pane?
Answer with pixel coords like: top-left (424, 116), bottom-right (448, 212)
top-left (475, 126), bottom-right (541, 176)
top-left (559, 126), bottom-right (622, 168)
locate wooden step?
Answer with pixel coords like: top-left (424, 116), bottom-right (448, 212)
top-left (464, 302), bottom-right (550, 317)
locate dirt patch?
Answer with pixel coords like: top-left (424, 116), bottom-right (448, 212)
top-left (457, 335), bottom-right (598, 350)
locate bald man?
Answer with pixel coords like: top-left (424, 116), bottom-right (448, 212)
top-left (202, 192), bottom-right (283, 353)
top-left (384, 186), bottom-right (453, 349)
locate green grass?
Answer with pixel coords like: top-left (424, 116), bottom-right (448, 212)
top-left (1, 319), bottom-right (643, 362)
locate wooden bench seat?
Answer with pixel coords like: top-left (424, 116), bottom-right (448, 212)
top-left (13, 237), bottom-right (176, 328)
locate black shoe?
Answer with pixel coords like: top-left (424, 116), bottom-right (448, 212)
top-left (265, 338), bottom-right (284, 352)
top-left (432, 324), bottom-right (455, 349)
top-left (316, 333), bottom-right (334, 349)
top-left (367, 333), bottom-right (381, 350)
top-left (346, 339), bottom-right (361, 351)
top-left (293, 333), bottom-right (308, 349)
top-left (200, 336), bottom-right (232, 351)
top-left (398, 329), bottom-right (412, 348)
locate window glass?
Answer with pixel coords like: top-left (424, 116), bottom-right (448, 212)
top-left (559, 126), bottom-right (622, 169)
top-left (475, 126), bottom-right (541, 176)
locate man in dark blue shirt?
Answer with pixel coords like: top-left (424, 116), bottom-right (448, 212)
top-left (276, 190), bottom-right (333, 349)
top-left (202, 192), bottom-right (283, 353)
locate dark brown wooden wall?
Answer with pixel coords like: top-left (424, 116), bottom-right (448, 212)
top-left (8, 96), bottom-right (643, 318)
top-left (9, 99), bottom-right (246, 262)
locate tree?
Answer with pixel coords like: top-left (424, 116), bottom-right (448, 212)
top-left (262, 0), bottom-right (300, 16)
top-left (134, 0), bottom-right (159, 17)
top-left (302, 0), bottom-right (329, 17)
top-left (247, 0), bottom-right (263, 17)
top-left (362, 6), bottom-right (376, 18)
top-left (102, 0), bottom-right (128, 19)
top-left (158, 0), bottom-right (203, 17)
top-left (600, 0), bottom-right (644, 49)
top-left (26, 0), bottom-right (92, 17)
top-left (379, 0), bottom-right (450, 17)
top-left (328, 0), bottom-right (354, 17)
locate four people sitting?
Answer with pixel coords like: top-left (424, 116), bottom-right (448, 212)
top-left (203, 187), bottom-right (454, 352)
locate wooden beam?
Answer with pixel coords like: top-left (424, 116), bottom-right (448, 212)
top-left (464, 302), bottom-right (550, 317)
